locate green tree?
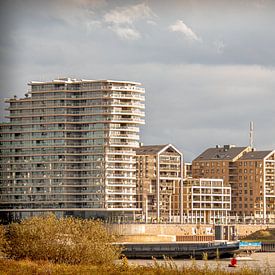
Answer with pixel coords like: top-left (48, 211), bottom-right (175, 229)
top-left (6, 214), bottom-right (121, 265)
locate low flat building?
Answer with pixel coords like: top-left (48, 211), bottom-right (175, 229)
top-left (183, 178), bottom-right (231, 224)
top-left (135, 144), bottom-right (183, 223)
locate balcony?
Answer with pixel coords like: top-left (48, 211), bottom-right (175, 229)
top-left (106, 190), bottom-right (135, 195)
top-left (106, 174), bottom-right (135, 179)
top-left (106, 166), bottom-right (135, 171)
top-left (106, 183), bottom-right (136, 187)
top-left (106, 199), bottom-right (135, 203)
top-left (110, 86), bottom-right (145, 93)
top-left (109, 134), bottom-right (139, 139)
top-left (107, 157), bottom-right (135, 163)
top-left (104, 93), bottom-right (145, 101)
top-left (106, 150), bottom-right (135, 155)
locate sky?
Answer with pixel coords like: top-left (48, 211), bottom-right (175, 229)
top-left (0, 0), bottom-right (274, 161)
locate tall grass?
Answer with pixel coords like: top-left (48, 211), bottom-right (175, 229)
top-left (0, 258), bottom-right (266, 275)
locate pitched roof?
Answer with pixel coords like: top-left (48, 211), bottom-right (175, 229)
top-left (193, 146), bottom-right (249, 161)
top-left (239, 150), bottom-right (272, 160)
top-left (135, 145), bottom-right (169, 155)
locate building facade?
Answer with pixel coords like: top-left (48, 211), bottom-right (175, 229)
top-left (192, 145), bottom-right (275, 223)
top-left (184, 162), bottom-right (192, 178)
top-left (236, 150), bottom-right (275, 223)
top-left (135, 144), bottom-right (183, 223)
top-left (182, 178), bottom-right (231, 224)
top-left (192, 145), bottom-right (251, 216)
top-left (0, 78), bottom-right (145, 221)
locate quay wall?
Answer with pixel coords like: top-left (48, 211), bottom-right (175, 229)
top-left (106, 223), bottom-right (275, 242)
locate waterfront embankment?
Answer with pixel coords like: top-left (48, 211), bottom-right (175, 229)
top-left (128, 252), bottom-right (275, 274)
top-left (106, 223), bottom-right (275, 243)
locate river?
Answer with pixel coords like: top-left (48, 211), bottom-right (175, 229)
top-left (128, 252), bottom-right (275, 273)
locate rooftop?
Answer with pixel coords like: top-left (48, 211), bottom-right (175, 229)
top-left (29, 78), bottom-right (141, 86)
top-left (239, 150), bottom-right (273, 160)
top-left (193, 145), bottom-right (249, 161)
top-left (135, 145), bottom-right (168, 155)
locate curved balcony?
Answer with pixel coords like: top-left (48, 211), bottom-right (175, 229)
top-left (106, 183), bottom-right (136, 187)
top-left (7, 109), bottom-right (145, 118)
top-left (106, 166), bottom-right (136, 172)
top-left (106, 174), bottom-right (135, 180)
top-left (105, 150), bottom-right (136, 156)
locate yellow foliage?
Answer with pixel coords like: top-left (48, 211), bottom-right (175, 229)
top-left (0, 225), bottom-right (8, 257)
top-left (6, 214), bottom-right (121, 265)
top-left (0, 258), bottom-right (264, 275)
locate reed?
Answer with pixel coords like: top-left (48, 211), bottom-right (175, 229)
top-left (0, 258), bottom-right (265, 275)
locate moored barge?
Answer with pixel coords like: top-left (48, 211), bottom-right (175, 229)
top-left (118, 241), bottom-right (240, 259)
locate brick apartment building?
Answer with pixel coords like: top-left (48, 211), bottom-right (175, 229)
top-left (192, 145), bottom-right (275, 223)
top-left (135, 144), bottom-right (183, 223)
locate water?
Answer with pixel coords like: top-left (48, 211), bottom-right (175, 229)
top-left (128, 252), bottom-right (275, 273)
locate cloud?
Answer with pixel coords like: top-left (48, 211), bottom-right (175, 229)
top-left (86, 20), bottom-right (102, 31)
top-left (169, 20), bottom-right (201, 42)
top-left (103, 2), bottom-right (154, 40)
top-left (104, 3), bottom-right (154, 25)
top-left (109, 26), bottom-right (140, 40)
top-left (1, 0), bottom-right (275, 161)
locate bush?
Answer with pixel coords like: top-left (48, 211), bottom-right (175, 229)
top-left (0, 225), bottom-right (8, 257)
top-left (6, 214), bottom-right (121, 265)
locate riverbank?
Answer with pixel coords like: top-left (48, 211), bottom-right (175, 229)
top-left (128, 252), bottom-right (274, 274)
top-left (241, 228), bottom-right (275, 243)
top-left (0, 257), bottom-right (266, 275)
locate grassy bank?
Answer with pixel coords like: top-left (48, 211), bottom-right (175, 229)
top-left (241, 228), bottom-right (275, 243)
top-left (0, 258), bottom-right (266, 275)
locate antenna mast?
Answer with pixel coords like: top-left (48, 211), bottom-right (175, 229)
top-left (249, 121), bottom-right (254, 149)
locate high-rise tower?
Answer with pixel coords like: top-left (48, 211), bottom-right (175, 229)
top-left (0, 78), bottom-right (145, 221)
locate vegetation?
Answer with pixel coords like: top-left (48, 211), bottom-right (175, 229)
top-left (241, 228), bottom-right (275, 242)
top-left (0, 225), bottom-right (7, 257)
top-left (5, 214), bottom-right (121, 265)
top-left (0, 257), bottom-right (266, 275)
top-left (0, 215), bottom-right (271, 274)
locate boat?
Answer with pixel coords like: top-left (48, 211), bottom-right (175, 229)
top-left (117, 241), bottom-right (240, 259)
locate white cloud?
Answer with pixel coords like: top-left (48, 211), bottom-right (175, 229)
top-left (54, 2), bottom-right (156, 40)
top-left (104, 3), bottom-right (154, 25)
top-left (109, 26), bottom-right (140, 40)
top-left (86, 20), bottom-right (102, 31)
top-left (104, 3), bottom-right (154, 40)
top-left (169, 20), bottom-right (201, 42)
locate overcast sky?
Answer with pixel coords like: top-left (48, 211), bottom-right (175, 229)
top-left (0, 0), bottom-right (274, 161)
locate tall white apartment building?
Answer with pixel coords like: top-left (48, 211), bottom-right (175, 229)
top-left (0, 78), bottom-right (145, 221)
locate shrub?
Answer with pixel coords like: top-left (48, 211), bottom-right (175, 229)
top-left (6, 214), bottom-right (121, 265)
top-left (0, 225), bottom-right (8, 257)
